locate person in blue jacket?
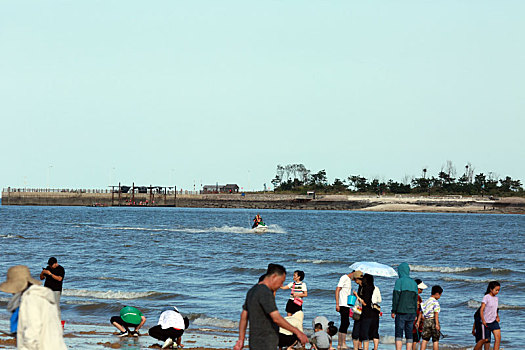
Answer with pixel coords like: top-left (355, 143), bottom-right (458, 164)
top-left (391, 263), bottom-right (418, 350)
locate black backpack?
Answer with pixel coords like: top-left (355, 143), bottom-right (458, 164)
top-left (474, 307), bottom-right (481, 321)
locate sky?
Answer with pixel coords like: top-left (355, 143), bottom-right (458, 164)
top-left (1, 1), bottom-right (524, 192)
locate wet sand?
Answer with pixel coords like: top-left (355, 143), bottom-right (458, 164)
top-left (0, 321), bottom-right (477, 350)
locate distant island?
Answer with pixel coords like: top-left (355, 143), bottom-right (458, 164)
top-left (2, 161), bottom-right (523, 213)
top-left (270, 162), bottom-right (523, 197)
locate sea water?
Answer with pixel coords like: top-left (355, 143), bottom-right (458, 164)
top-left (0, 206), bottom-right (523, 349)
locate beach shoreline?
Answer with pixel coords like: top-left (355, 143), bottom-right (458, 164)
top-left (0, 319), bottom-right (477, 350)
top-left (2, 190), bottom-right (524, 214)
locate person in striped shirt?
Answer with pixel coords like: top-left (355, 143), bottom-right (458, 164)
top-left (281, 270), bottom-right (307, 316)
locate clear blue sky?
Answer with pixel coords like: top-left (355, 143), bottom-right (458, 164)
top-left (2, 1), bottom-right (524, 191)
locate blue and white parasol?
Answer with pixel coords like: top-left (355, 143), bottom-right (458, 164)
top-left (349, 261), bottom-right (398, 278)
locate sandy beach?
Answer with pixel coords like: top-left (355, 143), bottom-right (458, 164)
top-left (0, 319), bottom-right (479, 350)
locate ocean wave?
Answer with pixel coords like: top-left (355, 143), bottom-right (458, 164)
top-left (63, 289), bottom-right (160, 300)
top-left (96, 276), bottom-right (127, 281)
top-left (466, 299), bottom-right (524, 310)
top-left (410, 265), bottom-right (512, 274)
top-left (0, 233), bottom-right (25, 239)
top-left (191, 316), bottom-right (238, 329)
top-left (210, 225), bottom-right (286, 234)
top-left (232, 266), bottom-right (266, 274)
top-left (296, 259), bottom-right (341, 264)
top-left (442, 277), bottom-right (504, 284)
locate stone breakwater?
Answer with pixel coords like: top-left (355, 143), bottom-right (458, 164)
top-left (2, 190), bottom-right (524, 213)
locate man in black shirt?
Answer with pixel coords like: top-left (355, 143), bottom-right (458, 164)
top-left (234, 263), bottom-right (308, 350)
top-left (40, 257), bottom-right (65, 318)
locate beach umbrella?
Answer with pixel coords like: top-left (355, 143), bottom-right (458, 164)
top-left (349, 261), bottom-right (398, 278)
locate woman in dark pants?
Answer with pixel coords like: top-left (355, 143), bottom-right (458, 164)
top-left (351, 277), bottom-right (364, 350)
top-left (356, 274), bottom-right (375, 350)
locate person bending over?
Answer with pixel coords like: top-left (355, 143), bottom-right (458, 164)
top-left (110, 306), bottom-right (146, 337)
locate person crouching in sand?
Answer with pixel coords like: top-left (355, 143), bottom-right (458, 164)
top-left (149, 306), bottom-right (189, 349)
top-left (110, 305), bottom-right (146, 337)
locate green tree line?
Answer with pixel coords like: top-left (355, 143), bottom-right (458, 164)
top-left (271, 162), bottom-right (523, 196)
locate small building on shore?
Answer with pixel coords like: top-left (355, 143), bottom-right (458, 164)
top-left (202, 184), bottom-right (239, 194)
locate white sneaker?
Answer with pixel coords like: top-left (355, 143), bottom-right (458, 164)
top-left (162, 338), bottom-right (174, 349)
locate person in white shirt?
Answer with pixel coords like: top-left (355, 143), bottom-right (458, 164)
top-left (335, 270), bottom-right (363, 349)
top-left (149, 306), bottom-right (189, 349)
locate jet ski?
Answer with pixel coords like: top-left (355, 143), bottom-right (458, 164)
top-left (252, 223), bottom-right (268, 233)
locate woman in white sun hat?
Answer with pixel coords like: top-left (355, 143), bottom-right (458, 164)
top-left (0, 265), bottom-right (67, 350)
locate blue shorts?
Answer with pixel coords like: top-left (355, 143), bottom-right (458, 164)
top-left (476, 320), bottom-right (500, 342)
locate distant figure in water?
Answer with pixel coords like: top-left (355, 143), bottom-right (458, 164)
top-left (252, 214), bottom-right (263, 228)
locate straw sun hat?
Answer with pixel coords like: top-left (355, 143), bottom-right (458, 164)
top-left (0, 265), bottom-right (41, 294)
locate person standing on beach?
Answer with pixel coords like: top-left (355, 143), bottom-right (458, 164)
top-left (1, 265), bottom-right (67, 349)
top-left (40, 256), bottom-right (65, 319)
top-left (474, 281), bottom-right (501, 350)
top-left (335, 270), bottom-right (362, 349)
top-left (280, 270), bottom-right (307, 316)
top-left (412, 279), bottom-right (427, 350)
top-left (234, 263), bottom-right (308, 350)
top-left (391, 262), bottom-right (418, 350)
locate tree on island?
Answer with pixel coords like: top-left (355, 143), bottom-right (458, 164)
top-left (271, 161), bottom-right (523, 196)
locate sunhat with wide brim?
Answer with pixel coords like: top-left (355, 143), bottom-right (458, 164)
top-left (0, 265), bottom-right (41, 294)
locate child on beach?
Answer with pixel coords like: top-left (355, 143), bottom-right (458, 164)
top-left (278, 310), bottom-right (304, 350)
top-left (281, 270), bottom-right (308, 316)
top-left (412, 279), bottom-right (428, 350)
top-left (420, 285), bottom-right (443, 350)
top-left (473, 281), bottom-right (501, 350)
top-left (472, 307), bottom-right (489, 350)
top-left (310, 321), bottom-right (338, 350)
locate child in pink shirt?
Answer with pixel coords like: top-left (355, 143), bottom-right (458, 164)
top-left (474, 281), bottom-right (501, 350)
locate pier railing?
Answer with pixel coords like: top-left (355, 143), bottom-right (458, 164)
top-left (2, 188), bottom-right (200, 195)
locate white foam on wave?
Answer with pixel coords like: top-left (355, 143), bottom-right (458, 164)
top-left (63, 289), bottom-right (157, 300)
top-left (192, 316), bottom-right (238, 329)
top-left (96, 276), bottom-right (125, 281)
top-left (410, 265), bottom-right (479, 273)
top-left (297, 259), bottom-right (338, 264)
top-left (410, 265), bottom-right (513, 274)
top-left (99, 224), bottom-right (286, 234)
top-left (210, 225), bottom-right (286, 234)
top-left (467, 299), bottom-right (524, 310)
top-left (443, 277), bottom-right (497, 284)
top-left (0, 234), bottom-right (20, 239)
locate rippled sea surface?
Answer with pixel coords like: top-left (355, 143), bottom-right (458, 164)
top-left (0, 206), bottom-right (523, 348)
